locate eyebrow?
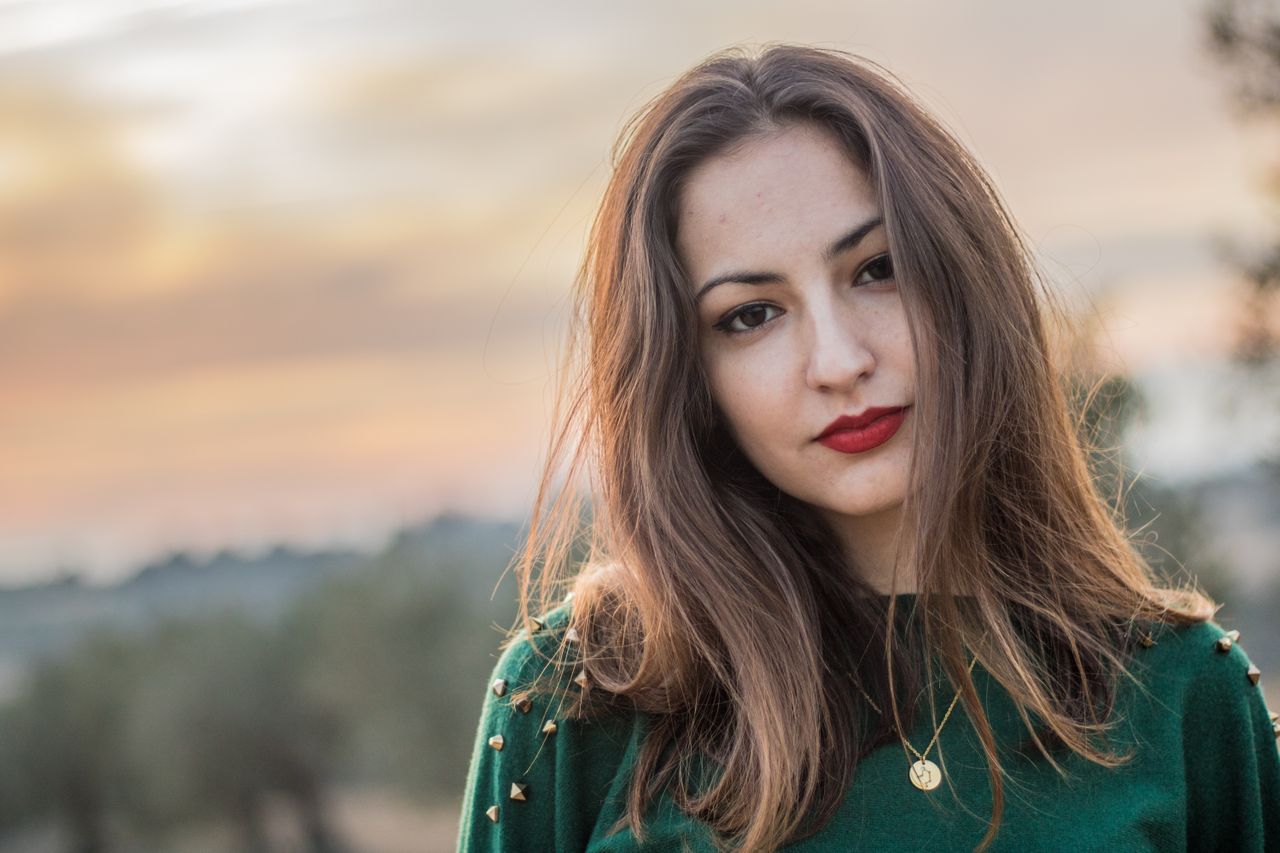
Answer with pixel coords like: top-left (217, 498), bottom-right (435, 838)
top-left (693, 215), bottom-right (884, 304)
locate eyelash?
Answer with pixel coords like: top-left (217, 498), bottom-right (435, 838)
top-left (711, 252), bottom-right (895, 336)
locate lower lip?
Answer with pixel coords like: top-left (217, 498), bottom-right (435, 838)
top-left (817, 407), bottom-right (908, 454)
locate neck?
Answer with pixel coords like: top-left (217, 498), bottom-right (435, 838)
top-left (819, 501), bottom-right (916, 594)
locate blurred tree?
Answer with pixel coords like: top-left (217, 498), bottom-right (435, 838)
top-left (123, 609), bottom-right (349, 853)
top-left (1063, 311), bottom-right (1233, 601)
top-left (1206, 0), bottom-right (1280, 114)
top-left (0, 630), bottom-right (139, 853)
top-left (1202, 1), bottom-right (1280, 648)
top-left (0, 514), bottom-right (556, 849)
top-left (288, 537), bottom-right (519, 797)
top-left (0, 609), bottom-right (354, 852)
top-left (1203, 0), bottom-right (1280, 473)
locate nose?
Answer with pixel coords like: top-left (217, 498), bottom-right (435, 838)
top-left (803, 298), bottom-right (877, 393)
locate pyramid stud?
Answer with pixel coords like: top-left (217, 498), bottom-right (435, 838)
top-left (488, 733), bottom-right (504, 751)
top-left (573, 670), bottom-right (589, 689)
top-left (513, 695), bottom-right (533, 713)
top-left (491, 678), bottom-right (508, 697)
top-left (1269, 711), bottom-right (1278, 724)
top-left (1215, 636), bottom-right (1233, 653)
top-left (1139, 632), bottom-right (1155, 648)
top-left (1246, 664), bottom-right (1261, 686)
top-left (529, 616), bottom-right (546, 632)
top-left (485, 804), bottom-right (499, 822)
top-left (565, 627), bottom-right (580, 643)
top-left (564, 590), bottom-right (575, 602)
top-left (541, 719), bottom-right (558, 735)
top-left (1226, 629), bottom-right (1240, 643)
top-left (1273, 720), bottom-right (1280, 740)
top-left (510, 781), bottom-right (529, 801)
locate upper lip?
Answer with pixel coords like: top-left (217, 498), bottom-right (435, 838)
top-left (816, 405), bottom-right (908, 439)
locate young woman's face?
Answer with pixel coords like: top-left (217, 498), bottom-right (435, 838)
top-left (676, 122), bottom-right (916, 521)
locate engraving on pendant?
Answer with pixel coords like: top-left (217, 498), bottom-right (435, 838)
top-left (909, 759), bottom-right (941, 791)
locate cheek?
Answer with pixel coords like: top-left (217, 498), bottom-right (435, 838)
top-left (886, 303), bottom-right (916, 370)
top-left (705, 350), bottom-right (793, 449)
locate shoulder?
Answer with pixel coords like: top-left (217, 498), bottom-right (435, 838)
top-left (457, 595), bottom-right (648, 851)
top-left (1130, 616), bottom-right (1263, 701)
top-left (491, 599), bottom-right (580, 698)
top-left (1123, 616), bottom-right (1268, 720)
top-left (1123, 615), bottom-right (1278, 761)
top-left (1123, 616), bottom-right (1280, 845)
top-left (478, 596), bottom-right (622, 752)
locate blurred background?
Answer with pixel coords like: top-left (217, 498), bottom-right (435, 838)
top-left (1, 0), bottom-right (1278, 850)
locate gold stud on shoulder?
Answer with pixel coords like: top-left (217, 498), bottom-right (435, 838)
top-left (513, 694), bottom-right (533, 713)
top-left (565, 626), bottom-right (580, 643)
top-left (529, 616), bottom-right (546, 632)
top-left (488, 733), bottom-right (505, 751)
top-left (541, 719), bottom-right (558, 735)
top-left (510, 781), bottom-right (529, 801)
top-left (573, 669), bottom-right (590, 690)
top-left (491, 678), bottom-right (508, 697)
top-left (1216, 636), bottom-right (1234, 653)
top-left (1246, 663), bottom-right (1262, 687)
top-left (1139, 632), bottom-right (1155, 648)
top-left (485, 804), bottom-right (500, 822)
top-left (1227, 629), bottom-right (1241, 643)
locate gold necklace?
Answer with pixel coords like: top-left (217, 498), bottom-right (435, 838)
top-left (853, 654), bottom-right (978, 791)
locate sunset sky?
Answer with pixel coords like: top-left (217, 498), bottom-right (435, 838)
top-left (1, 0), bottom-right (1276, 585)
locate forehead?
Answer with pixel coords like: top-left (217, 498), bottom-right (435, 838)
top-left (675, 123), bottom-right (878, 276)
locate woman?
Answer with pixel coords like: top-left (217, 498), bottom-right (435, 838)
top-left (456, 43), bottom-right (1280, 852)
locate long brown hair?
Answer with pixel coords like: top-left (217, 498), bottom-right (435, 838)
top-left (502, 42), bottom-right (1215, 853)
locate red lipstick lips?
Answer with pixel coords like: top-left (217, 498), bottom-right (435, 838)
top-left (816, 405), bottom-right (909, 454)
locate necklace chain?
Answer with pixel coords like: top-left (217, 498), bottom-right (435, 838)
top-left (853, 654), bottom-right (978, 768)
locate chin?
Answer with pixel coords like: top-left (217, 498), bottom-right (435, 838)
top-left (805, 493), bottom-right (904, 519)
top-left (835, 500), bottom-right (903, 518)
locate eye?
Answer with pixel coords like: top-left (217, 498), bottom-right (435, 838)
top-left (855, 253), bottom-right (894, 286)
top-left (712, 302), bottom-right (781, 336)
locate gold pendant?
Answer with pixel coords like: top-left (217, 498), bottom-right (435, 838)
top-left (909, 759), bottom-right (941, 791)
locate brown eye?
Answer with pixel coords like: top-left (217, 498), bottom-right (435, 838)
top-left (713, 302), bottom-right (781, 336)
top-left (854, 253), bottom-right (894, 286)
top-left (736, 305), bottom-right (770, 328)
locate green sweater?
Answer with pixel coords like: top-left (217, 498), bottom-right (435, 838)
top-left (457, 596), bottom-right (1280, 851)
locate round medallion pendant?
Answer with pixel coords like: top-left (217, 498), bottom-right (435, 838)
top-left (908, 759), bottom-right (942, 791)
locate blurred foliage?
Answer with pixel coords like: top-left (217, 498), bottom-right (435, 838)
top-left (1065, 368), bottom-right (1234, 602)
top-left (1199, 0), bottom-right (1280, 710)
top-left (1204, 0), bottom-right (1280, 474)
top-left (0, 517), bottom-right (537, 852)
top-left (0, 631), bottom-right (140, 853)
top-left (1205, 0), bottom-right (1280, 121)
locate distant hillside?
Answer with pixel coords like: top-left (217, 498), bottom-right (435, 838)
top-left (0, 512), bottom-right (528, 703)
